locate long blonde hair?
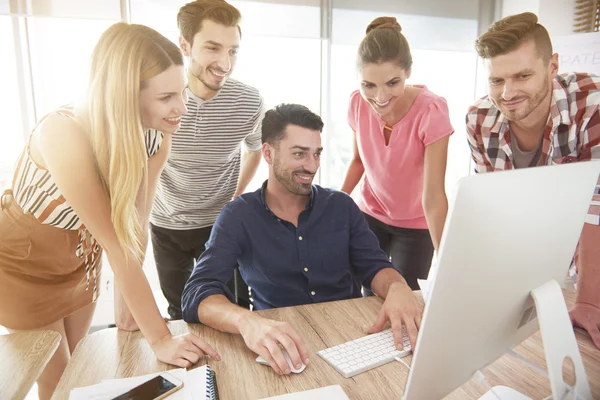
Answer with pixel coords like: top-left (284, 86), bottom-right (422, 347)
top-left (79, 22), bottom-right (183, 263)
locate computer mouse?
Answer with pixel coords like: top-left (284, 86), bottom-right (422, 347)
top-left (256, 351), bottom-right (306, 373)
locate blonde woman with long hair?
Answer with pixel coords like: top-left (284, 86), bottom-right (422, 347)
top-left (0, 22), bottom-right (219, 399)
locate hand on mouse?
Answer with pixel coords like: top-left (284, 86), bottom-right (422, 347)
top-left (256, 351), bottom-right (306, 373)
top-left (238, 313), bottom-right (309, 375)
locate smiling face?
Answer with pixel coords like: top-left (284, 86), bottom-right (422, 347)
top-left (265, 124), bottom-right (322, 196)
top-left (179, 19), bottom-right (240, 95)
top-left (139, 64), bottom-right (188, 134)
top-left (359, 61), bottom-right (411, 119)
top-left (486, 39), bottom-right (558, 122)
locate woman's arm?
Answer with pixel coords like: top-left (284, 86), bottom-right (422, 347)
top-left (36, 117), bottom-right (218, 367)
top-left (422, 136), bottom-right (450, 252)
top-left (340, 132), bottom-right (365, 195)
top-left (114, 134), bottom-right (172, 330)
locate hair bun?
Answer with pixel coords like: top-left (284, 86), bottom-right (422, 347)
top-left (366, 16), bottom-right (402, 35)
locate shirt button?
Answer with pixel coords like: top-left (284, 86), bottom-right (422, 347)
top-left (311, 291), bottom-right (316, 296)
top-left (304, 267), bottom-right (308, 272)
top-left (298, 236), bottom-right (303, 241)
top-left (277, 219), bottom-right (281, 222)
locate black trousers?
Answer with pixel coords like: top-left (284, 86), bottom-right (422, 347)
top-left (363, 213), bottom-right (434, 292)
top-left (150, 223), bottom-right (250, 320)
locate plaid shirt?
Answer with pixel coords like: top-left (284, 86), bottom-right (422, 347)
top-left (466, 73), bottom-right (600, 227)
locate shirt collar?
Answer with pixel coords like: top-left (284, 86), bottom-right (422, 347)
top-left (259, 180), bottom-right (316, 214)
top-left (490, 110), bottom-right (509, 135)
top-left (186, 79), bottom-right (229, 105)
top-left (549, 74), bottom-right (572, 128)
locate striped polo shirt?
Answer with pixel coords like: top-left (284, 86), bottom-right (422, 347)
top-left (150, 78), bottom-right (264, 230)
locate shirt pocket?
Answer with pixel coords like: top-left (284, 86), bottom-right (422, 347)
top-left (0, 206), bottom-right (34, 260)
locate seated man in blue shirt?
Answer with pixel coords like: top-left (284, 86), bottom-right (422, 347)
top-left (182, 103), bottom-right (423, 375)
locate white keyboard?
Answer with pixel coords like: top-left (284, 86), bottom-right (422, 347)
top-left (317, 328), bottom-right (411, 378)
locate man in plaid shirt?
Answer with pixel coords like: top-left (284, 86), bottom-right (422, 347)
top-left (466, 12), bottom-right (600, 348)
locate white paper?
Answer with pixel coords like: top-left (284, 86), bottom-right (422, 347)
top-left (553, 32), bottom-right (600, 76)
top-left (417, 278), bottom-right (432, 304)
top-left (260, 385), bottom-right (350, 400)
top-left (418, 261), bottom-right (438, 305)
top-left (187, 366), bottom-right (213, 400)
top-left (69, 368), bottom-right (199, 400)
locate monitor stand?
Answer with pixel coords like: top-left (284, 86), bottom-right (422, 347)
top-left (480, 279), bottom-right (592, 400)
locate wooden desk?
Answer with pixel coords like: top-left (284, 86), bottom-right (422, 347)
top-left (0, 330), bottom-right (61, 399)
top-left (54, 290), bottom-right (600, 399)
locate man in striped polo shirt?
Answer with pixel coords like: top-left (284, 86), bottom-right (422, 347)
top-left (150, 0), bottom-right (264, 320)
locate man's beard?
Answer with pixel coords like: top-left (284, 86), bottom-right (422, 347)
top-left (497, 79), bottom-right (550, 122)
top-left (190, 62), bottom-right (226, 92)
top-left (273, 157), bottom-right (313, 196)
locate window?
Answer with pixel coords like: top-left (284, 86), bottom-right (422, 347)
top-left (28, 0), bottom-right (121, 19)
top-left (0, 16), bottom-right (24, 191)
top-left (27, 18), bottom-right (115, 119)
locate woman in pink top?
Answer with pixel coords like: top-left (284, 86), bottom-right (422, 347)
top-left (341, 16), bottom-right (453, 291)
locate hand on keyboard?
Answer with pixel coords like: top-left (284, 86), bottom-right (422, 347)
top-left (368, 281), bottom-right (424, 350)
top-left (317, 328), bottom-right (412, 378)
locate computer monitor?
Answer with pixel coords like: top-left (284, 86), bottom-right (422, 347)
top-left (403, 161), bottom-right (600, 400)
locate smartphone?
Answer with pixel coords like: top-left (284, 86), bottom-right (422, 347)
top-left (111, 372), bottom-right (184, 400)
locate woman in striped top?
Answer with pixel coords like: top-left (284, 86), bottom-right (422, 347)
top-left (0, 23), bottom-right (219, 399)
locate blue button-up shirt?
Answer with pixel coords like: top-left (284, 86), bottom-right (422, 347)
top-left (182, 182), bottom-right (394, 322)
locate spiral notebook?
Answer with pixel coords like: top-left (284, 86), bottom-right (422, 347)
top-left (189, 365), bottom-right (219, 400)
top-left (69, 365), bottom-right (218, 400)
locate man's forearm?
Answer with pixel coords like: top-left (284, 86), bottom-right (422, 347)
top-left (576, 223), bottom-right (600, 307)
top-left (370, 268), bottom-right (409, 298)
top-left (197, 294), bottom-right (255, 334)
top-left (234, 150), bottom-right (261, 197)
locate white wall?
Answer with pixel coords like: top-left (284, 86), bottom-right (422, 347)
top-left (538, 0), bottom-right (576, 37)
top-left (502, 0), bottom-right (539, 18)
top-left (501, 0), bottom-right (575, 38)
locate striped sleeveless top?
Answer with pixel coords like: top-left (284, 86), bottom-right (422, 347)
top-left (11, 110), bottom-right (164, 301)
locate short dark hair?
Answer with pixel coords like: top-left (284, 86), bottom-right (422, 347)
top-left (261, 104), bottom-right (324, 145)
